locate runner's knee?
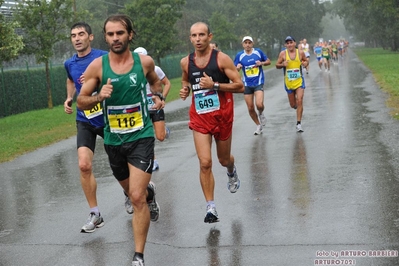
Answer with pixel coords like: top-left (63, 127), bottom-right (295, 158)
top-left (79, 160), bottom-right (92, 173)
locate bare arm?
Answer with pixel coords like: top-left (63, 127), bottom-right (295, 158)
top-left (141, 55), bottom-right (162, 94)
top-left (160, 76), bottom-right (171, 100)
top-left (299, 50), bottom-right (308, 67)
top-left (199, 52), bottom-right (244, 93)
top-left (219, 52), bottom-right (244, 93)
top-left (140, 54), bottom-right (165, 110)
top-left (64, 78), bottom-right (76, 114)
top-left (179, 56), bottom-right (190, 100)
top-left (276, 50), bottom-right (287, 69)
top-left (76, 58), bottom-right (104, 110)
top-left (261, 58), bottom-right (271, 66)
top-left (66, 78), bottom-right (76, 100)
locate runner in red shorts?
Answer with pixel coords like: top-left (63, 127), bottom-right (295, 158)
top-left (180, 22), bottom-right (244, 223)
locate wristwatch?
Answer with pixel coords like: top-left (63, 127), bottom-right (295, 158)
top-left (153, 92), bottom-right (165, 101)
top-left (213, 82), bottom-right (220, 91)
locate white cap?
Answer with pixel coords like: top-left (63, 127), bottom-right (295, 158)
top-left (242, 36), bottom-right (253, 43)
top-left (134, 47), bottom-right (147, 55)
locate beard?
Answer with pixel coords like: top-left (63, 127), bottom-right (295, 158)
top-left (109, 41), bottom-right (129, 54)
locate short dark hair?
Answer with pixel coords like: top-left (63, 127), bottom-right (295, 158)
top-left (103, 14), bottom-right (137, 44)
top-left (70, 22), bottom-right (92, 35)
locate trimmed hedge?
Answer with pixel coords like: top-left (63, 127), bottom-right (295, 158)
top-left (0, 50), bottom-right (241, 118)
top-left (0, 64), bottom-right (67, 118)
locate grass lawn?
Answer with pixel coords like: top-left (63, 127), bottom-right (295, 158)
top-left (0, 105), bottom-right (76, 162)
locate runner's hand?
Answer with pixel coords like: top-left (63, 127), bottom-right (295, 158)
top-left (79, 74), bottom-right (85, 84)
top-left (200, 73), bottom-right (213, 89)
top-left (64, 98), bottom-right (73, 114)
top-left (151, 96), bottom-right (165, 110)
top-left (180, 86), bottom-right (190, 100)
top-left (98, 78), bottom-right (113, 101)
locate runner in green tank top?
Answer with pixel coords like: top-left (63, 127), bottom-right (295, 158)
top-left (322, 41), bottom-right (332, 72)
top-left (331, 40), bottom-right (338, 63)
top-left (101, 52), bottom-right (154, 145)
top-left (77, 14), bottom-right (164, 266)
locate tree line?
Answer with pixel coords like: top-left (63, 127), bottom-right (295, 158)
top-left (0, 0), bottom-right (397, 109)
top-left (328, 0), bottom-right (399, 51)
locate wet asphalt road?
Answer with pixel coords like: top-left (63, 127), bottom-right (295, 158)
top-left (1, 50), bottom-right (399, 266)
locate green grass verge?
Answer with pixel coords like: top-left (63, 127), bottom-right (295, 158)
top-left (0, 105), bottom-right (76, 163)
top-left (352, 48), bottom-right (399, 118)
top-left (0, 54), bottom-right (394, 162)
top-left (167, 76), bottom-right (181, 101)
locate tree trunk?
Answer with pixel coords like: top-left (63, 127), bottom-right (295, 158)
top-left (157, 55), bottom-right (161, 68)
top-left (45, 61), bottom-right (53, 109)
top-left (392, 38), bottom-right (398, 51)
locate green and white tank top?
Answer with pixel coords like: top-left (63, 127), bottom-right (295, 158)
top-left (101, 52), bottom-right (153, 145)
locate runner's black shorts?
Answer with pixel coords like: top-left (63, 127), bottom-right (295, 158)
top-left (149, 109), bottom-right (165, 122)
top-left (76, 121), bottom-right (104, 152)
top-left (104, 137), bottom-right (155, 181)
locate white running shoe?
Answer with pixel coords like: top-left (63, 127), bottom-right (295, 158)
top-left (152, 159), bottom-right (159, 171)
top-left (165, 127), bottom-right (170, 139)
top-left (259, 113), bottom-right (266, 127)
top-left (296, 124), bottom-right (304, 133)
top-left (124, 193), bottom-right (133, 214)
top-left (227, 166), bottom-right (240, 193)
top-left (254, 125), bottom-right (262, 135)
top-left (80, 212), bottom-right (104, 233)
top-left (204, 205), bottom-right (220, 223)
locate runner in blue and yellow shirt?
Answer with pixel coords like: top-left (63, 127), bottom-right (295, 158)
top-left (234, 36), bottom-right (271, 135)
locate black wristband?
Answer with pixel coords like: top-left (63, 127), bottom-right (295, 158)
top-left (154, 92), bottom-right (165, 101)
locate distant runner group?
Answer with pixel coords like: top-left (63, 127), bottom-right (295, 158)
top-left (313, 39), bottom-right (349, 72)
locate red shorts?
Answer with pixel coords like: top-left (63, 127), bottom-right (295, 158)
top-left (189, 115), bottom-right (233, 140)
top-left (188, 92), bottom-right (234, 141)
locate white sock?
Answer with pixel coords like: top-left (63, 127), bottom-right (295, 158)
top-left (207, 201), bottom-right (215, 209)
top-left (90, 206), bottom-right (100, 215)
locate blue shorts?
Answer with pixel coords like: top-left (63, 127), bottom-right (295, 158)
top-left (244, 84), bottom-right (264, 95)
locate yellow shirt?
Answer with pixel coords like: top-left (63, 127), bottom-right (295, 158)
top-left (284, 49), bottom-right (304, 90)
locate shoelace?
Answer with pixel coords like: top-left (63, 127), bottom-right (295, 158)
top-left (86, 213), bottom-right (96, 224)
